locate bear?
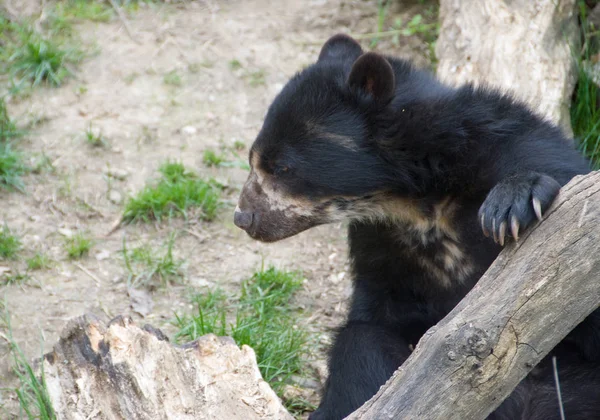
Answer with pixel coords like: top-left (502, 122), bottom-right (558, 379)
top-left (233, 34), bottom-right (600, 419)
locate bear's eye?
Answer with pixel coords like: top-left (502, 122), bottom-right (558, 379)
top-left (273, 166), bottom-right (290, 176)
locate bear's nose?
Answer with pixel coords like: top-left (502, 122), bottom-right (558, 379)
top-left (234, 208), bottom-right (254, 231)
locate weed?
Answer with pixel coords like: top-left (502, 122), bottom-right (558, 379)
top-left (64, 233), bottom-right (93, 259)
top-left (9, 35), bottom-right (80, 88)
top-left (0, 225), bottom-right (21, 259)
top-left (122, 234), bottom-right (185, 288)
top-left (572, 1), bottom-right (600, 167)
top-left (174, 267), bottom-right (310, 413)
top-left (0, 142), bottom-right (26, 191)
top-left (0, 16), bottom-right (83, 88)
top-left (233, 140), bottom-right (245, 150)
top-left (202, 149), bottom-right (226, 167)
top-left (164, 70), bottom-right (182, 86)
top-left (84, 124), bottom-right (109, 148)
top-left (247, 69), bottom-right (266, 87)
top-left (124, 72), bottom-right (139, 85)
top-left (202, 147), bottom-right (250, 170)
top-left (123, 161), bottom-right (222, 222)
top-left (51, 0), bottom-right (114, 24)
top-left (26, 253), bottom-right (52, 271)
top-left (3, 271), bottom-right (31, 285)
top-left (0, 98), bottom-right (26, 191)
top-left (0, 304), bottom-right (55, 419)
top-left (188, 60), bottom-right (213, 73)
top-left (229, 59), bottom-right (242, 71)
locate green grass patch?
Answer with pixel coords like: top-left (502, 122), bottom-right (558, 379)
top-left (51, 0), bottom-right (114, 25)
top-left (123, 161), bottom-right (222, 223)
top-left (174, 266), bottom-right (312, 414)
top-left (0, 303), bottom-right (55, 419)
top-left (572, 1), bottom-right (600, 168)
top-left (0, 225), bottom-right (21, 259)
top-left (228, 59), bottom-right (242, 71)
top-left (202, 147), bottom-right (250, 170)
top-left (247, 69), bottom-right (266, 87)
top-left (84, 123), bottom-right (109, 148)
top-left (0, 14), bottom-right (84, 90)
top-left (26, 253), bottom-right (52, 271)
top-left (163, 70), bottom-right (182, 86)
top-left (122, 234), bottom-right (185, 288)
top-left (202, 149), bottom-right (226, 167)
top-left (0, 98), bottom-right (26, 191)
top-left (64, 232), bottom-right (93, 259)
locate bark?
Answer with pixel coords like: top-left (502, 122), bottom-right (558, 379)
top-left (435, 0), bottom-right (579, 137)
top-left (347, 172), bottom-right (600, 419)
top-left (43, 314), bottom-right (293, 420)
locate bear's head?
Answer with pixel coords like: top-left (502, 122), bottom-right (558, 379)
top-left (234, 34), bottom-right (429, 242)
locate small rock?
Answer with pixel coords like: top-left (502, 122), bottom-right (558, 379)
top-left (95, 250), bottom-right (110, 261)
top-left (181, 125), bottom-right (197, 135)
top-left (191, 277), bottom-right (213, 287)
top-left (104, 167), bottom-right (129, 180)
top-left (58, 228), bottom-right (73, 238)
top-left (0, 267), bottom-right (11, 276)
top-left (108, 190), bottom-right (123, 204)
top-left (30, 215), bottom-right (41, 222)
top-left (128, 288), bottom-right (153, 317)
top-left (328, 272), bottom-right (345, 285)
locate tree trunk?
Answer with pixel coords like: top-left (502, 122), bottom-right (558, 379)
top-left (43, 315), bottom-right (293, 420)
top-left (347, 171), bottom-right (600, 419)
top-left (435, 0), bottom-right (579, 137)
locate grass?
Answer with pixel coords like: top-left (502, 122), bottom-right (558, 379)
top-left (363, 1), bottom-right (439, 66)
top-left (247, 69), bottom-right (266, 87)
top-left (228, 59), bottom-right (242, 71)
top-left (64, 233), bottom-right (93, 259)
top-left (0, 98), bottom-right (26, 191)
top-left (0, 15), bottom-right (83, 90)
top-left (50, 0), bottom-right (114, 25)
top-left (123, 161), bottom-right (222, 223)
top-left (0, 303), bottom-right (55, 419)
top-left (163, 70), bottom-right (182, 86)
top-left (202, 147), bottom-right (250, 170)
top-left (202, 149), bottom-right (226, 167)
top-left (572, 1), bottom-right (600, 168)
top-left (122, 234), bottom-right (185, 288)
top-left (84, 123), bottom-right (109, 148)
top-left (2, 271), bottom-right (31, 286)
top-left (174, 266), bottom-right (313, 414)
top-left (26, 253), bottom-right (52, 271)
top-left (0, 225), bottom-right (21, 259)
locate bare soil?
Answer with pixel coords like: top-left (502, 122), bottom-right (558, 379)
top-left (0, 0), bottom-right (431, 415)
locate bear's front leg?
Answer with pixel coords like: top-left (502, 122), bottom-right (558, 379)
top-left (478, 171), bottom-right (561, 245)
top-left (309, 321), bottom-right (411, 420)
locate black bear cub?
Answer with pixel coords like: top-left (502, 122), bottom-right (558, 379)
top-left (234, 34), bottom-right (600, 419)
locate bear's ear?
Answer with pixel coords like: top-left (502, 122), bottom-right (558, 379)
top-left (318, 34), bottom-right (363, 63)
top-left (347, 52), bottom-right (395, 103)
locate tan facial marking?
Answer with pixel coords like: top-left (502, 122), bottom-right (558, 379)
top-left (306, 121), bottom-right (359, 151)
top-left (247, 155), bottom-right (316, 218)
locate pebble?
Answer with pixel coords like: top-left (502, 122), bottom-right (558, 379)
top-left (108, 190), bottom-right (123, 204)
top-left (103, 167), bottom-right (129, 180)
top-left (95, 250), bottom-right (111, 261)
top-left (181, 125), bottom-right (197, 135)
top-left (58, 228), bottom-right (73, 238)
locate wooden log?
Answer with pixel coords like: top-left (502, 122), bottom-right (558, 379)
top-left (435, 0), bottom-right (579, 137)
top-left (348, 171), bottom-right (600, 419)
top-left (43, 314), bottom-right (293, 420)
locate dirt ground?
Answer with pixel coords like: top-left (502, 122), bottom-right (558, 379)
top-left (0, 0), bottom-right (431, 415)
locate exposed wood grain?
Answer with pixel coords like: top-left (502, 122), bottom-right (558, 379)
top-left (435, 0), bottom-right (579, 137)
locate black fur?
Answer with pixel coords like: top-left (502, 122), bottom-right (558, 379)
top-left (236, 35), bottom-right (600, 419)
